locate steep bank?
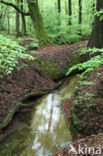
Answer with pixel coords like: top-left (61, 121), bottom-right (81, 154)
top-left (0, 41), bottom-right (87, 132)
top-left (71, 65), bottom-right (103, 135)
top-left (58, 65), bottom-right (103, 155)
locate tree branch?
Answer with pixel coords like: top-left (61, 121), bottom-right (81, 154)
top-left (0, 0), bottom-right (30, 16)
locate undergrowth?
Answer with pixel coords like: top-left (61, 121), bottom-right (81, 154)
top-left (0, 35), bottom-right (35, 78)
top-left (67, 47), bottom-right (103, 77)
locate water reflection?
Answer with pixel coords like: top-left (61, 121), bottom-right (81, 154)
top-left (0, 75), bottom-right (80, 156)
top-left (28, 92), bottom-right (71, 156)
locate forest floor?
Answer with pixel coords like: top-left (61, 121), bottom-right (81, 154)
top-left (37, 41), bottom-right (87, 53)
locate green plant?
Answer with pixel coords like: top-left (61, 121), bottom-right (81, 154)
top-left (0, 35), bottom-right (35, 78)
top-left (94, 9), bottom-right (103, 21)
top-left (97, 72), bottom-right (102, 78)
top-left (80, 81), bottom-right (93, 86)
top-left (67, 47), bottom-right (103, 77)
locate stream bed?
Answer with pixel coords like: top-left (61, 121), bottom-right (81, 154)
top-left (0, 75), bottom-right (80, 156)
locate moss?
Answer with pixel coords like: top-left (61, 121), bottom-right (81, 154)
top-left (40, 53), bottom-right (83, 80)
top-left (0, 103), bottom-right (22, 131)
top-left (22, 90), bottom-right (49, 102)
top-left (71, 104), bottom-right (90, 132)
top-left (34, 48), bottom-right (89, 81)
top-left (42, 61), bottom-right (58, 79)
top-left (28, 0), bottom-right (50, 47)
top-left (67, 53), bottom-right (81, 67)
top-left (71, 89), bottom-right (97, 134)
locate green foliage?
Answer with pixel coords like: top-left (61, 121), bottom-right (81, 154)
top-left (38, 0), bottom-right (94, 45)
top-left (95, 9), bottom-right (103, 21)
top-left (67, 47), bottom-right (103, 77)
top-left (24, 40), bottom-right (39, 52)
top-left (79, 81), bottom-right (93, 86)
top-left (0, 0), bottom-right (95, 45)
top-left (97, 72), bottom-right (102, 78)
top-left (0, 35), bottom-right (35, 78)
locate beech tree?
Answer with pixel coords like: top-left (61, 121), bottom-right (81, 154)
top-left (0, 0), bottom-right (49, 46)
top-left (27, 0), bottom-right (50, 46)
top-left (88, 0), bottom-right (103, 48)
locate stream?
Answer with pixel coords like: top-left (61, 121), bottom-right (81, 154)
top-left (0, 75), bottom-right (80, 156)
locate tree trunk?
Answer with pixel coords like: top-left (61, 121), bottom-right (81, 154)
top-left (0, 5), bottom-right (4, 30)
top-left (88, 0), bottom-right (103, 48)
top-left (7, 15), bottom-right (10, 34)
top-left (21, 0), bottom-right (26, 35)
top-left (78, 0), bottom-right (82, 35)
top-left (27, 0), bottom-right (50, 46)
top-left (0, 13), bottom-right (2, 30)
top-left (16, 0), bottom-right (20, 37)
top-left (65, 0), bottom-right (68, 14)
top-left (57, 0), bottom-right (61, 13)
top-left (79, 0), bottom-right (82, 24)
top-left (57, 0), bottom-right (61, 26)
top-left (68, 0), bottom-right (72, 25)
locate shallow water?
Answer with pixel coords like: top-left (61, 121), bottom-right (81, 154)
top-left (0, 75), bottom-right (80, 156)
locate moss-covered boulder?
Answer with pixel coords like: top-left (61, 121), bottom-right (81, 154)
top-left (71, 65), bottom-right (103, 135)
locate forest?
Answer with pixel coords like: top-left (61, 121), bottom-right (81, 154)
top-left (0, 0), bottom-right (103, 156)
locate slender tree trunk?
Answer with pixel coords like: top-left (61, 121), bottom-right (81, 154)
top-left (65, 0), bottom-right (68, 25)
top-left (88, 0), bottom-right (103, 48)
top-left (65, 0), bottom-right (68, 14)
top-left (78, 0), bottom-right (82, 35)
top-left (21, 0), bottom-right (26, 35)
top-left (57, 0), bottom-right (61, 13)
top-left (16, 0), bottom-right (20, 37)
top-left (27, 0), bottom-right (50, 46)
top-left (7, 15), bottom-right (10, 34)
top-left (0, 5), bottom-right (3, 30)
top-left (79, 0), bottom-right (82, 24)
top-left (68, 0), bottom-right (72, 25)
top-left (57, 0), bottom-right (61, 26)
top-left (0, 13), bottom-right (2, 30)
